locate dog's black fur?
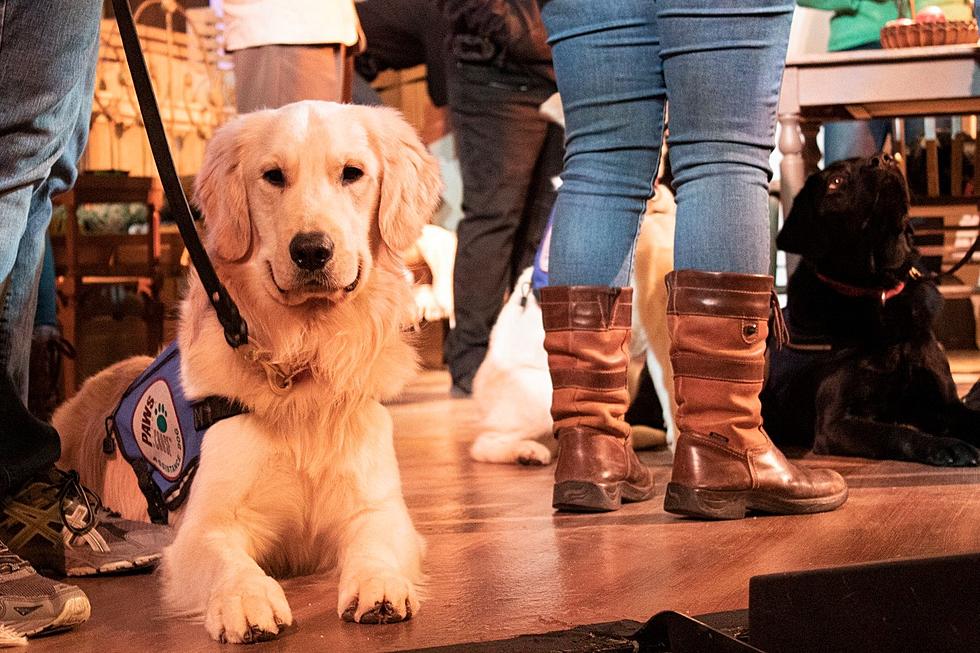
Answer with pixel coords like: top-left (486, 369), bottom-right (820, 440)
top-left (761, 155), bottom-right (980, 466)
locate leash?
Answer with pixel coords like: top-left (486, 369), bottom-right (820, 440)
top-left (110, 0), bottom-right (248, 350)
top-left (940, 229), bottom-right (980, 279)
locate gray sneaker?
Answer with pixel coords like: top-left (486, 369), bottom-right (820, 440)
top-left (0, 468), bottom-right (172, 577)
top-left (0, 540), bottom-right (90, 638)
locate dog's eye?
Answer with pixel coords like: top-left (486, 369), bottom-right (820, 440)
top-left (342, 165), bottom-right (364, 185)
top-left (827, 174), bottom-right (846, 192)
top-left (262, 168), bottom-right (286, 187)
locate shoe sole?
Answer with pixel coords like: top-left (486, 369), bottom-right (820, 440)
top-left (553, 480), bottom-right (655, 513)
top-left (663, 483), bottom-right (849, 520)
top-left (11, 592), bottom-right (91, 638)
top-left (65, 553), bottom-right (161, 577)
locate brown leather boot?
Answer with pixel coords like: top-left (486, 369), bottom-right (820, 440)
top-left (662, 269), bottom-right (847, 520)
top-left (541, 286), bottom-right (655, 512)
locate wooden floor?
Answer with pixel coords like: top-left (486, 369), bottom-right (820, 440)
top-left (31, 369), bottom-right (980, 652)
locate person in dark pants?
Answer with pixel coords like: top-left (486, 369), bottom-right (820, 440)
top-left (442, 0), bottom-right (564, 396)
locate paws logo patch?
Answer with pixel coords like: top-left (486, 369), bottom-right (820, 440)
top-left (131, 379), bottom-right (185, 480)
top-left (156, 403), bottom-right (169, 433)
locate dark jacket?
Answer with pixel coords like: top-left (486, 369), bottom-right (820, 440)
top-left (355, 0), bottom-right (450, 106)
top-left (441, 0), bottom-right (553, 79)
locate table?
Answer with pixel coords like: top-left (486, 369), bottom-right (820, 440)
top-left (777, 43), bottom-right (980, 218)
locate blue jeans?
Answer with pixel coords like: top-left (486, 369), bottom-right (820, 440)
top-left (822, 43), bottom-right (890, 165)
top-left (0, 0), bottom-right (101, 401)
top-left (540, 0), bottom-right (794, 286)
top-left (444, 62), bottom-right (563, 390)
top-left (824, 118), bottom-right (891, 165)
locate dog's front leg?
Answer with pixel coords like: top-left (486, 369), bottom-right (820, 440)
top-left (336, 503), bottom-right (423, 624)
top-left (336, 407), bottom-right (424, 624)
top-left (816, 414), bottom-right (980, 467)
top-left (938, 401), bottom-right (980, 448)
top-left (161, 417), bottom-right (293, 643)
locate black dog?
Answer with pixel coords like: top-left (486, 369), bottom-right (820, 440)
top-left (761, 154), bottom-right (980, 466)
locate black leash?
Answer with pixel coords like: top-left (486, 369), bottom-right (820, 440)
top-left (110, 0), bottom-right (248, 349)
top-left (940, 229), bottom-right (980, 278)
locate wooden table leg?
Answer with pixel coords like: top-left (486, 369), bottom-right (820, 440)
top-left (778, 113), bottom-right (807, 280)
top-left (778, 112), bottom-right (806, 221)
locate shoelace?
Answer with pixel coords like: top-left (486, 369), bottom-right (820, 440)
top-left (0, 542), bottom-right (29, 574)
top-left (55, 470), bottom-right (104, 537)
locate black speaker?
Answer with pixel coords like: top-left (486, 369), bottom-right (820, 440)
top-left (749, 551), bottom-right (980, 653)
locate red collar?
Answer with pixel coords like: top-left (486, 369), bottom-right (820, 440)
top-left (814, 271), bottom-right (910, 305)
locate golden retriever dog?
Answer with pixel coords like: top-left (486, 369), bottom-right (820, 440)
top-left (54, 100), bottom-right (441, 643)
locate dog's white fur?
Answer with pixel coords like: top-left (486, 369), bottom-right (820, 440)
top-left (55, 101), bottom-right (441, 643)
top-left (470, 267), bottom-right (554, 465)
top-left (469, 185), bottom-right (677, 465)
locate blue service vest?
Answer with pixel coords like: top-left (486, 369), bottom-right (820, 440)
top-left (105, 342), bottom-right (245, 524)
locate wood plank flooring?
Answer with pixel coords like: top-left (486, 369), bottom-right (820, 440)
top-left (30, 369), bottom-right (980, 652)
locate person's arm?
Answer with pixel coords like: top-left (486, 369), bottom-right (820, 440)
top-left (442, 0), bottom-right (551, 63)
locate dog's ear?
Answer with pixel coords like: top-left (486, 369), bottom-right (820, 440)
top-left (194, 116), bottom-right (252, 262)
top-left (777, 174), bottom-right (829, 259)
top-left (365, 107), bottom-right (443, 253)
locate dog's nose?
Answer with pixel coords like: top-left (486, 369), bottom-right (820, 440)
top-left (289, 232), bottom-right (333, 271)
top-left (869, 153), bottom-right (895, 168)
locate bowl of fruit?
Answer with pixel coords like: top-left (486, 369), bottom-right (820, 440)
top-left (880, 4), bottom-right (978, 48)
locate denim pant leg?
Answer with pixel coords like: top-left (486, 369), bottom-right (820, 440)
top-left (34, 234), bottom-right (58, 329)
top-left (823, 119), bottom-right (891, 165)
top-left (822, 42), bottom-right (891, 165)
top-left (0, 0), bottom-right (101, 400)
top-left (445, 63), bottom-right (559, 387)
top-left (541, 0), bottom-right (665, 287)
top-left (659, 0), bottom-right (794, 274)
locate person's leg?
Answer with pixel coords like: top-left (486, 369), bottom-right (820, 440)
top-left (661, 2), bottom-right (789, 274)
top-left (233, 44), bottom-right (344, 113)
top-left (824, 119), bottom-right (891, 165)
top-left (0, 0), bottom-right (102, 637)
top-left (543, 0), bottom-right (666, 287)
top-left (0, 371), bottom-right (60, 500)
top-left (0, 2), bottom-right (171, 590)
top-left (33, 236), bottom-right (57, 331)
top-left (0, 0), bottom-right (100, 460)
top-left (657, 0), bottom-right (847, 518)
top-left (822, 43), bottom-right (891, 165)
top-left (444, 63), bottom-right (555, 394)
top-left (539, 0), bottom-right (664, 511)
top-left (28, 234), bottom-right (72, 422)
top-left (509, 122), bottom-right (564, 288)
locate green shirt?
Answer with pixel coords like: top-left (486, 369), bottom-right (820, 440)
top-left (797, 0), bottom-right (972, 52)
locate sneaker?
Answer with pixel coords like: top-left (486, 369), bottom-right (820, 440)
top-left (0, 540), bottom-right (89, 638)
top-left (0, 468), bottom-right (171, 577)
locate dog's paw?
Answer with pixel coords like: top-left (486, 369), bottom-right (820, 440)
top-left (470, 436), bottom-right (552, 465)
top-left (413, 285), bottom-right (448, 323)
top-left (205, 574), bottom-right (293, 644)
top-left (514, 440), bottom-right (551, 466)
top-left (924, 439), bottom-right (980, 467)
top-left (338, 573), bottom-right (418, 624)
